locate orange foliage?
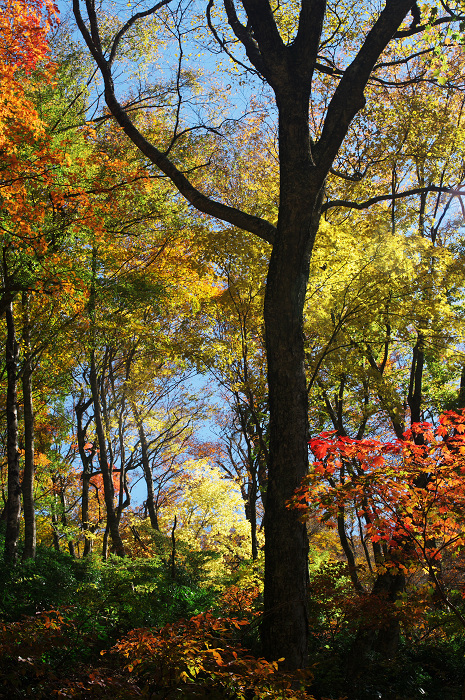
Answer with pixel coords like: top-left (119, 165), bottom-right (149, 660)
top-left (0, 0), bottom-right (57, 72)
top-left (89, 471), bottom-right (121, 496)
top-left (111, 612), bottom-right (314, 698)
top-left (0, 0), bottom-right (60, 255)
top-left (0, 607), bottom-right (315, 699)
top-left (219, 584), bottom-right (261, 619)
top-left (290, 410), bottom-right (465, 625)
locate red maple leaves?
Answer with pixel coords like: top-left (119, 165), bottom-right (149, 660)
top-left (291, 411), bottom-right (465, 576)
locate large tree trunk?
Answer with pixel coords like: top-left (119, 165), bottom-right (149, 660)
top-left (22, 293), bottom-right (36, 561)
top-left (262, 92), bottom-right (323, 668)
top-left (4, 300), bottom-right (21, 562)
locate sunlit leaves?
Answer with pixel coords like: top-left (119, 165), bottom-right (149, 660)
top-left (291, 411), bottom-right (465, 602)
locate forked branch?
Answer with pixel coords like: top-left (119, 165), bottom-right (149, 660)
top-left (72, 0), bottom-right (276, 245)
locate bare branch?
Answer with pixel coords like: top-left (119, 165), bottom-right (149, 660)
top-left (395, 13), bottom-right (464, 38)
top-left (329, 166), bottom-right (366, 182)
top-left (109, 0), bottom-right (172, 66)
top-left (322, 185), bottom-right (465, 213)
top-left (314, 0), bottom-right (420, 177)
top-left (223, 0), bottom-right (268, 77)
top-left (207, 0), bottom-right (263, 79)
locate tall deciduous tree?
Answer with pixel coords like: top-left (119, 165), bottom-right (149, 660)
top-left (0, 0), bottom-right (58, 562)
top-left (73, 0), bottom-right (465, 667)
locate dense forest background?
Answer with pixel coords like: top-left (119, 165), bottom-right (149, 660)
top-left (2, 0), bottom-right (465, 697)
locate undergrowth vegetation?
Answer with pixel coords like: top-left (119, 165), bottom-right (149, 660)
top-left (1, 539), bottom-right (464, 699)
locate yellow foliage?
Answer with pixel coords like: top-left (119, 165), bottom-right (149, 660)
top-left (159, 458), bottom-right (259, 577)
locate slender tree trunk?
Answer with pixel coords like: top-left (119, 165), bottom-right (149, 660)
top-left (337, 509), bottom-right (364, 593)
top-left (87, 250), bottom-right (125, 557)
top-left (113, 352), bottom-right (132, 526)
top-left (75, 395), bottom-right (94, 556)
top-left (132, 403), bottom-right (159, 530)
top-left (90, 350), bottom-right (125, 556)
top-left (52, 527), bottom-right (61, 552)
top-left (243, 476), bottom-right (259, 561)
top-left (348, 331), bottom-right (426, 673)
top-left (249, 480), bottom-right (258, 561)
top-left (51, 480), bottom-right (60, 552)
top-left (81, 473), bottom-right (93, 556)
top-left (170, 515), bottom-right (177, 579)
top-left (4, 300), bottom-right (21, 562)
top-left (21, 293), bottom-right (36, 561)
top-left (102, 524), bottom-right (109, 560)
top-left (59, 482), bottom-right (75, 558)
top-left (116, 403), bottom-right (128, 525)
top-left (236, 404), bottom-right (262, 560)
top-left (408, 331), bottom-right (425, 426)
